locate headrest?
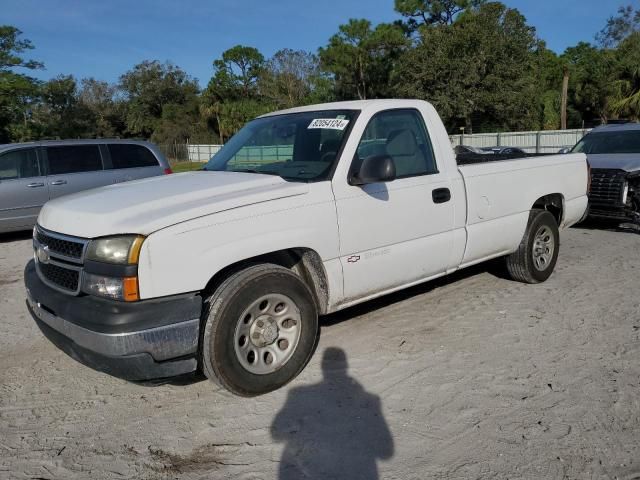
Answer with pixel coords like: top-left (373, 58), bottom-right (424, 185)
top-left (386, 129), bottom-right (418, 157)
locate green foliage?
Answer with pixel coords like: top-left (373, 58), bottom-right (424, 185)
top-left (394, 2), bottom-right (541, 132)
top-left (319, 19), bottom-right (408, 100)
top-left (561, 42), bottom-right (614, 125)
top-left (394, 0), bottom-right (485, 29)
top-left (609, 32), bottom-right (640, 120)
top-left (119, 60), bottom-right (200, 141)
top-left (260, 49), bottom-right (330, 108)
top-left (597, 4), bottom-right (640, 48)
top-left (3, 2), bottom-right (640, 145)
top-left (209, 45), bottom-right (265, 101)
top-left (0, 25), bottom-right (43, 71)
top-left (0, 26), bottom-right (42, 142)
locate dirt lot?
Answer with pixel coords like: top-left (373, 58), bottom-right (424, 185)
top-left (1, 225), bottom-right (639, 480)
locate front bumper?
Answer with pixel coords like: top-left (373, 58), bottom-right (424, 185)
top-left (24, 260), bottom-right (202, 380)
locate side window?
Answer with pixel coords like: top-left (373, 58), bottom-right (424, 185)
top-left (108, 144), bottom-right (159, 169)
top-left (356, 109), bottom-right (437, 178)
top-left (0, 149), bottom-right (40, 180)
top-left (47, 145), bottom-right (103, 175)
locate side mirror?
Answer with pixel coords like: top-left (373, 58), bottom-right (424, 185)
top-left (350, 154), bottom-right (396, 186)
top-left (558, 147), bottom-right (571, 154)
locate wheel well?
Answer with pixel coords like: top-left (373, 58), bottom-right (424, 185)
top-left (202, 248), bottom-right (330, 314)
top-left (532, 193), bottom-right (564, 225)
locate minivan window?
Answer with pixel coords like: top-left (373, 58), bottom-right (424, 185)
top-left (108, 144), bottom-right (158, 169)
top-left (0, 149), bottom-right (40, 180)
top-left (47, 145), bottom-right (103, 175)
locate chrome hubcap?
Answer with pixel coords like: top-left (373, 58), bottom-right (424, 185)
top-left (532, 225), bottom-right (554, 271)
top-left (234, 294), bottom-right (301, 375)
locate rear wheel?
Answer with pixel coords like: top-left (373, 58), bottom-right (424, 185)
top-left (201, 264), bottom-right (318, 396)
top-left (505, 209), bottom-right (559, 284)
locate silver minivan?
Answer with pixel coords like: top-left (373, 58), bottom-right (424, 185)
top-left (0, 139), bottom-right (171, 233)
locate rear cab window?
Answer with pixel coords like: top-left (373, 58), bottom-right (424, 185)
top-left (47, 145), bottom-right (103, 174)
top-left (108, 144), bottom-right (159, 169)
top-left (0, 148), bottom-right (41, 180)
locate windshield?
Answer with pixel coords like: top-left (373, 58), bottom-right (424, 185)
top-left (572, 130), bottom-right (640, 154)
top-left (204, 110), bottom-right (358, 181)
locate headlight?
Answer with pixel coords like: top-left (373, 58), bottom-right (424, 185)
top-left (622, 181), bottom-right (629, 205)
top-left (82, 272), bottom-right (139, 302)
top-left (86, 235), bottom-right (144, 265)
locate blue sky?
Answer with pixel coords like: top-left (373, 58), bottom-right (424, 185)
top-left (1, 0), bottom-right (633, 87)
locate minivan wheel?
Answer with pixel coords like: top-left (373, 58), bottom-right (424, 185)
top-left (201, 264), bottom-right (318, 397)
top-left (505, 209), bottom-right (559, 284)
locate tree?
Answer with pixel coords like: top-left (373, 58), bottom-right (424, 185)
top-left (609, 32), bottom-right (640, 120)
top-left (209, 45), bottom-right (265, 100)
top-left (28, 75), bottom-right (97, 139)
top-left (202, 46), bottom-right (271, 142)
top-left (394, 0), bottom-right (485, 30)
top-left (534, 46), bottom-right (564, 129)
top-left (319, 19), bottom-right (408, 100)
top-left (597, 4), bottom-right (640, 48)
top-left (118, 60), bottom-right (199, 140)
top-left (561, 42), bottom-right (613, 126)
top-left (394, 2), bottom-right (541, 133)
top-left (260, 49), bottom-right (319, 108)
top-left (0, 26), bottom-right (43, 142)
top-left (78, 78), bottom-right (126, 137)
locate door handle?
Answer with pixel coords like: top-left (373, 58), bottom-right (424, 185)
top-left (49, 180), bottom-right (67, 186)
top-left (27, 182), bottom-right (45, 188)
top-left (432, 188), bottom-right (451, 204)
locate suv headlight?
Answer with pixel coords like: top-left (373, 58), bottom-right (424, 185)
top-left (622, 181), bottom-right (629, 205)
top-left (83, 235), bottom-right (145, 302)
top-left (86, 236), bottom-right (144, 265)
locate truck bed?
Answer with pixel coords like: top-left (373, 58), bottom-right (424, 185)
top-left (456, 152), bottom-right (553, 165)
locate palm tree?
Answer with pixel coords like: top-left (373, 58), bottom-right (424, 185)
top-left (611, 63), bottom-right (640, 120)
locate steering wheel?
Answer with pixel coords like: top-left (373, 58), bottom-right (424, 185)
top-left (320, 151), bottom-right (337, 163)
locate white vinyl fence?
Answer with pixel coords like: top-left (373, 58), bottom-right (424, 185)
top-left (186, 144), bottom-right (223, 162)
top-left (449, 128), bottom-right (591, 154)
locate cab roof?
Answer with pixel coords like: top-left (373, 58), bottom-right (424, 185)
top-left (259, 99), bottom-right (434, 118)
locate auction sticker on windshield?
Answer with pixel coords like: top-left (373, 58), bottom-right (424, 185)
top-left (308, 118), bottom-right (350, 130)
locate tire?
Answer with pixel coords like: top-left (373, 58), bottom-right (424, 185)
top-left (201, 264), bottom-right (318, 397)
top-left (505, 209), bottom-right (559, 284)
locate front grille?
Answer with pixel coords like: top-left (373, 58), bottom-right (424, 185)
top-left (38, 262), bottom-right (80, 292)
top-left (34, 226), bottom-right (88, 295)
top-left (35, 230), bottom-right (84, 259)
top-left (590, 169), bottom-right (627, 206)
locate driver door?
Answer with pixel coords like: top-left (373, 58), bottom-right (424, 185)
top-left (332, 108), bottom-right (456, 300)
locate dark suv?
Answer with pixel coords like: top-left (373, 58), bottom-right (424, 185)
top-left (572, 123), bottom-right (640, 222)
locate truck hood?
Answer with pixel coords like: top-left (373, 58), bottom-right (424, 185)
top-left (586, 154), bottom-right (640, 173)
top-left (38, 171), bottom-right (309, 238)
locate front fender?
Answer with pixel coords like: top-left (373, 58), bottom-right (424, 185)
top-left (136, 183), bottom-right (340, 299)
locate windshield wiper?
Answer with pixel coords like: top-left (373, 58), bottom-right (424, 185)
top-left (229, 169), bottom-right (282, 176)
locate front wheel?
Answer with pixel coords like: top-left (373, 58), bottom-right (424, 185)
top-left (505, 209), bottom-right (559, 284)
top-left (201, 264), bottom-right (318, 396)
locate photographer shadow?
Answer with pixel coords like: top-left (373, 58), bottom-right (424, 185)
top-left (271, 347), bottom-right (394, 480)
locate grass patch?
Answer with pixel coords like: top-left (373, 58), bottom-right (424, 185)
top-left (170, 161), bottom-right (205, 173)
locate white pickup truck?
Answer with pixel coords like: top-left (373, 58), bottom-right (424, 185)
top-left (25, 100), bottom-right (589, 396)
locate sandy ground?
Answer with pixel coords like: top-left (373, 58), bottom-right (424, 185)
top-left (0, 225), bottom-right (639, 480)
